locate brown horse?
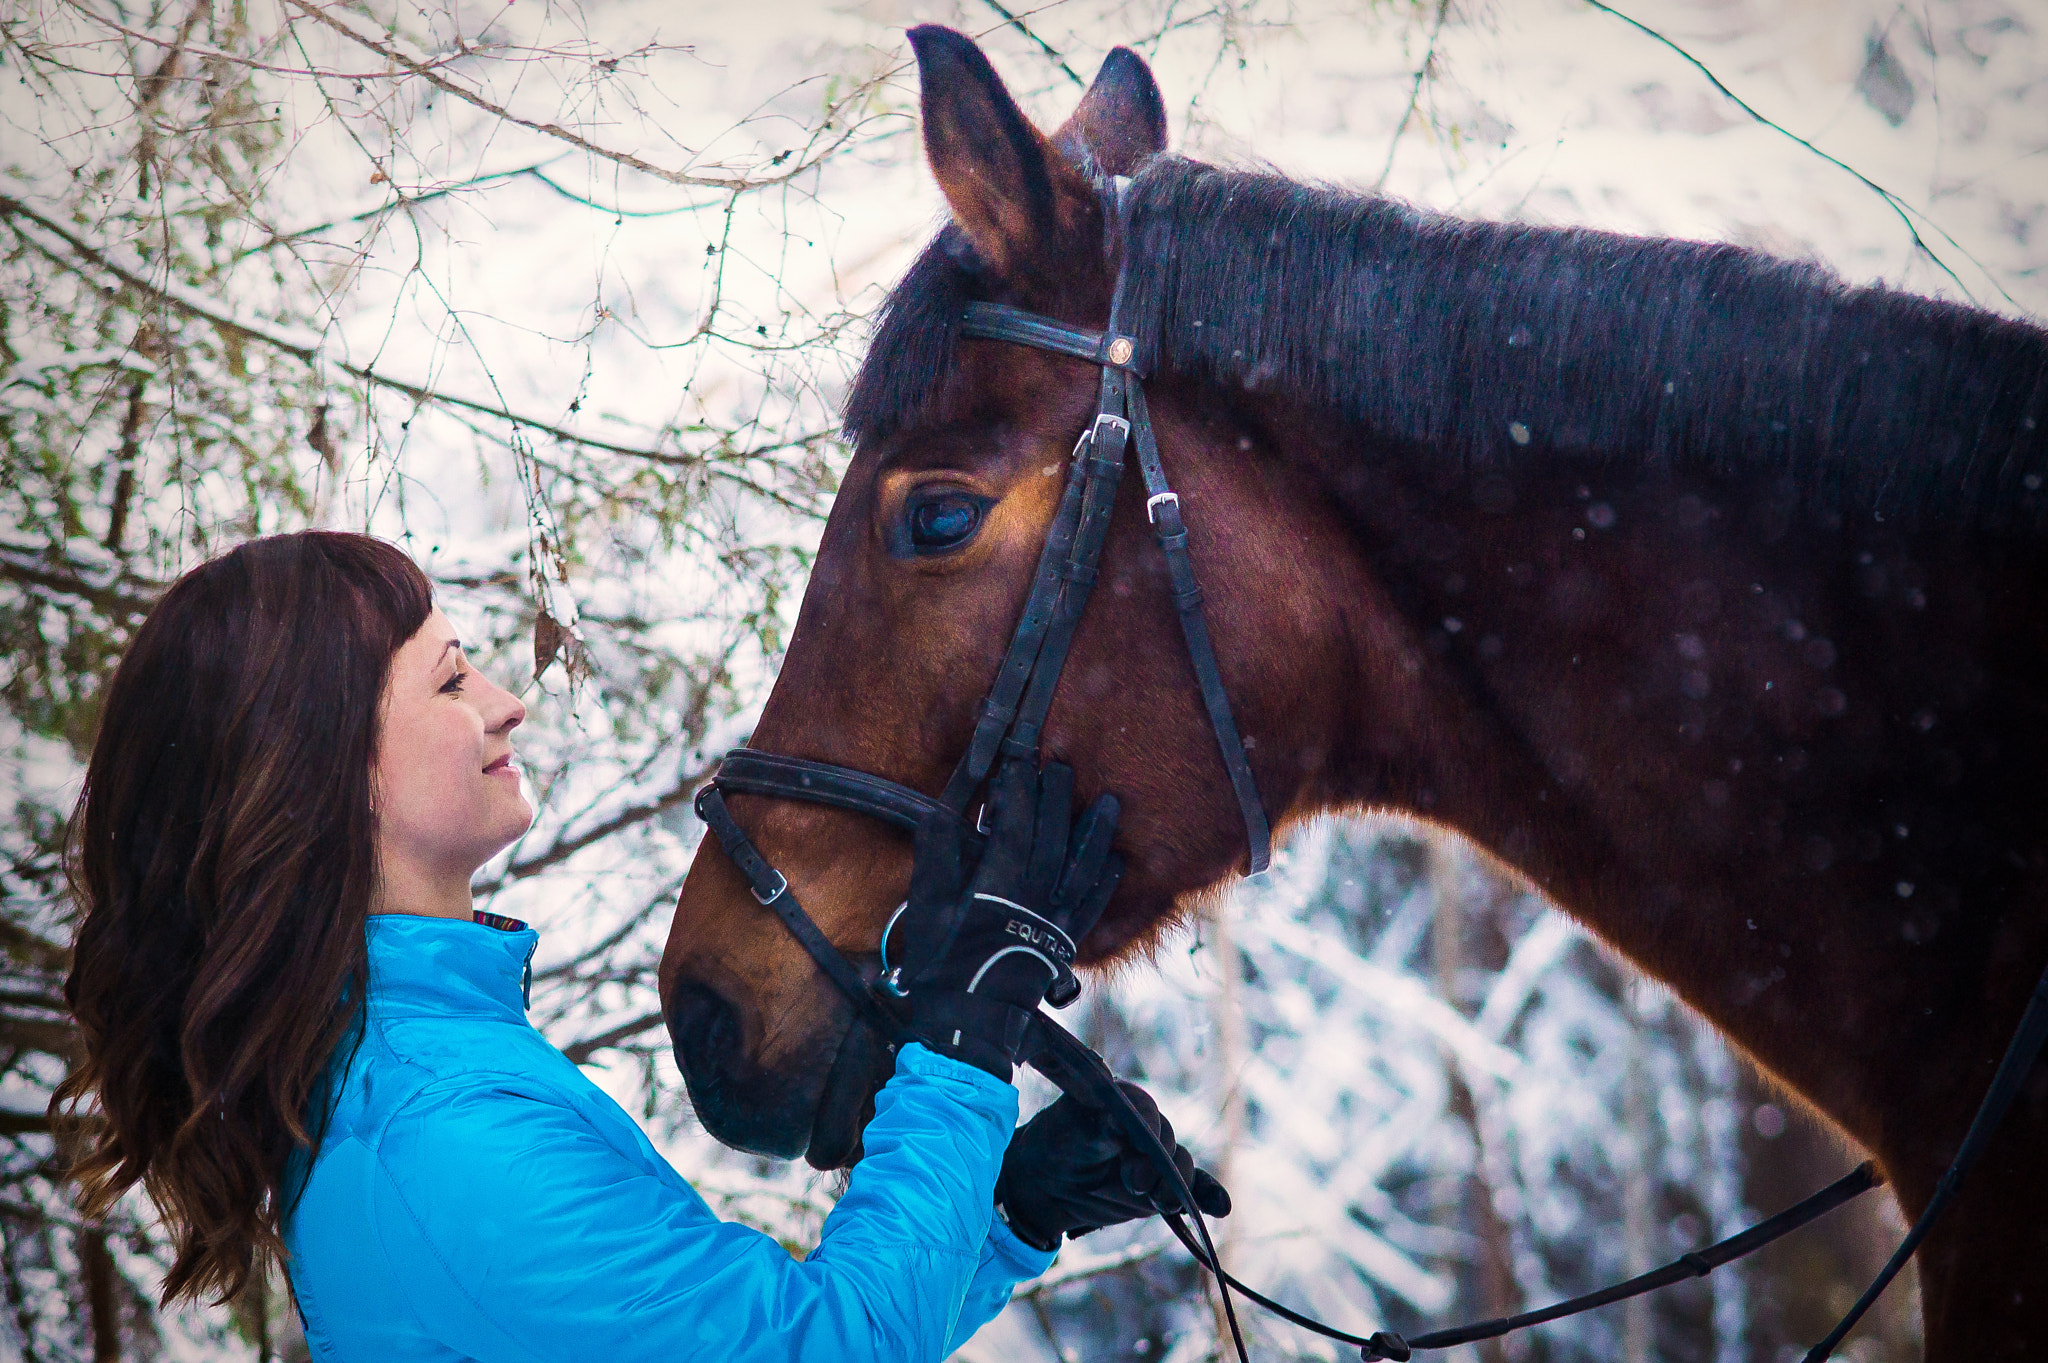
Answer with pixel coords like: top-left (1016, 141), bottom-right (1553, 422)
top-left (660, 27), bottom-right (2048, 1360)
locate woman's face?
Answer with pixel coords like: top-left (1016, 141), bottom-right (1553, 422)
top-left (373, 607), bottom-right (533, 893)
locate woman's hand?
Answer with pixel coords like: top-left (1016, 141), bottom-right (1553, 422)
top-left (886, 760), bottom-right (1122, 1080)
top-left (995, 1080), bottom-right (1231, 1251)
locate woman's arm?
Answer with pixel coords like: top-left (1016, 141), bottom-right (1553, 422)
top-left (361, 1044), bottom-right (1024, 1363)
top-left (948, 1219), bottom-right (1057, 1355)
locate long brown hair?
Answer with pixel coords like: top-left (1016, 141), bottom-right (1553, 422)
top-left (52, 531), bottom-right (433, 1305)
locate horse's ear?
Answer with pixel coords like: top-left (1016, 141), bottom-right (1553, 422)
top-left (909, 25), bottom-right (1085, 279)
top-left (1054, 47), bottom-right (1168, 175)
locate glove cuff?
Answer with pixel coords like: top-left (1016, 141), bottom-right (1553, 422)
top-left (910, 990), bottom-right (1035, 1082)
top-left (994, 1195), bottom-right (1062, 1253)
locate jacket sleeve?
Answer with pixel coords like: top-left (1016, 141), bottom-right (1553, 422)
top-left (366, 1044), bottom-right (1023, 1363)
top-left (946, 1220), bottom-right (1056, 1355)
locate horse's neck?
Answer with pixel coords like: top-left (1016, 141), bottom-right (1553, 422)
top-left (1290, 438), bottom-right (1771, 909)
top-left (1274, 421), bottom-right (2048, 1152)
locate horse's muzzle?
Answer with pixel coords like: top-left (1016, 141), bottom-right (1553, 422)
top-left (666, 979), bottom-right (819, 1160)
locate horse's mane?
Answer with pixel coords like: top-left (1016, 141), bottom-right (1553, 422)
top-left (847, 155), bottom-right (2048, 530)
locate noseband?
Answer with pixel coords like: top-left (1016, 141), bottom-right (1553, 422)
top-left (686, 254), bottom-right (2048, 1361)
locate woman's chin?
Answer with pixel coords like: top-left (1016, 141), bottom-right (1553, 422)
top-left (494, 794), bottom-right (536, 844)
top-left (464, 803), bottom-right (536, 879)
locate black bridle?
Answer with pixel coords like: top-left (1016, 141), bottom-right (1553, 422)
top-left (689, 259), bottom-right (2048, 1361)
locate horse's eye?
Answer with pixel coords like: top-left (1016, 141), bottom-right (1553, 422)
top-left (904, 491), bottom-right (987, 555)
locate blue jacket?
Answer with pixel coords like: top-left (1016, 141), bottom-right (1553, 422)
top-left (284, 914), bottom-right (1053, 1361)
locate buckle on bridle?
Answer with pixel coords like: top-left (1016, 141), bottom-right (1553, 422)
top-left (1146, 491), bottom-right (1180, 522)
top-left (750, 868), bottom-right (788, 906)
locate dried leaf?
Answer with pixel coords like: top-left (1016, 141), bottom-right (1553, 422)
top-left (534, 609), bottom-right (565, 681)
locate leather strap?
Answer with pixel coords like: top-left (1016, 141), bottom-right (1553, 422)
top-left (1020, 1013), bottom-right (1251, 1356)
top-left (960, 301), bottom-right (1146, 376)
top-left (715, 747), bottom-right (954, 836)
top-left (1127, 382), bottom-right (1273, 873)
top-left (1373, 1162), bottom-right (1882, 1358)
top-left (1002, 390), bottom-right (1132, 763)
top-left (949, 277), bottom-right (1271, 875)
top-left (692, 785), bottom-right (913, 1047)
top-left (942, 433), bottom-right (1095, 811)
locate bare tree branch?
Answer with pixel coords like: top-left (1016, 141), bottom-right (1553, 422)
top-left (0, 916), bottom-right (71, 975)
top-left (979, 1), bottom-right (1085, 89)
top-left (0, 990), bottom-right (69, 1011)
top-left (1011, 1241), bottom-right (1171, 1301)
top-left (278, 0), bottom-right (860, 193)
top-left (476, 765), bottom-right (709, 894)
top-left (0, 192), bottom-right (829, 477)
top-left (233, 162), bottom-right (721, 263)
top-left (0, 547), bottom-right (157, 619)
top-left (55, 0), bottom-right (480, 82)
top-left (560, 1011), bottom-right (665, 1065)
top-left (1584, 0), bottom-right (2016, 309)
top-left (0, 1109), bottom-right (67, 1137)
top-left (0, 1015), bottom-right (79, 1057)
top-left (1377, 0), bottom-right (1451, 191)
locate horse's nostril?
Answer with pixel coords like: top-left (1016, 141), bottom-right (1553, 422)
top-left (666, 979), bottom-right (739, 1082)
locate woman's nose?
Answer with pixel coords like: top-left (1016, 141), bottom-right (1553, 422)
top-left (489, 679), bottom-right (526, 733)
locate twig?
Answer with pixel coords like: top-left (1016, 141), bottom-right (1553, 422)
top-left (0, 193), bottom-right (825, 476)
top-left (55, 0), bottom-right (476, 82)
top-left (1012, 1239), bottom-right (1171, 1299)
top-left (0, 543), bottom-right (157, 619)
top-left (1376, 0), bottom-right (1451, 192)
top-left (237, 163), bottom-right (721, 262)
top-left (474, 767), bottom-right (708, 893)
top-left (978, 0), bottom-right (1085, 89)
top-left (278, 0), bottom-right (849, 193)
top-left (560, 1011), bottom-right (665, 1065)
top-left (1582, 0), bottom-right (2018, 309)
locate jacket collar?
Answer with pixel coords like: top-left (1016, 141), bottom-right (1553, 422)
top-left (364, 913), bottom-right (538, 1022)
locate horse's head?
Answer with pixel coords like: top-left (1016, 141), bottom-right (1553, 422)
top-left (661, 27), bottom-right (1385, 1167)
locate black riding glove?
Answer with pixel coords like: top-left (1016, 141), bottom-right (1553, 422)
top-left (995, 1080), bottom-right (1233, 1252)
top-left (885, 760), bottom-right (1122, 1080)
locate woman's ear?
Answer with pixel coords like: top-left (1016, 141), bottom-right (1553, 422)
top-left (909, 25), bottom-right (1095, 282)
top-left (1054, 47), bottom-right (1169, 176)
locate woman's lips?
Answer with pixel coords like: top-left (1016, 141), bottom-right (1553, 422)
top-left (483, 754), bottom-right (518, 777)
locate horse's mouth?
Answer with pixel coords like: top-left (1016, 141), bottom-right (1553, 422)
top-left (804, 1012), bottom-right (891, 1170)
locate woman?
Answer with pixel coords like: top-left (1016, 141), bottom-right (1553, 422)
top-left (55, 530), bottom-right (1222, 1361)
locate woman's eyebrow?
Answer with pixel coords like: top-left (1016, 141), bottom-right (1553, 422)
top-left (436, 639), bottom-right (463, 664)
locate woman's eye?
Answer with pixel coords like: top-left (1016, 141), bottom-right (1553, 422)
top-left (441, 670), bottom-right (467, 694)
top-left (905, 492), bottom-right (986, 555)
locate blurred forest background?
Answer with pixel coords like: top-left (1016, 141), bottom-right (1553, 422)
top-left (2, 0), bottom-right (2043, 1359)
